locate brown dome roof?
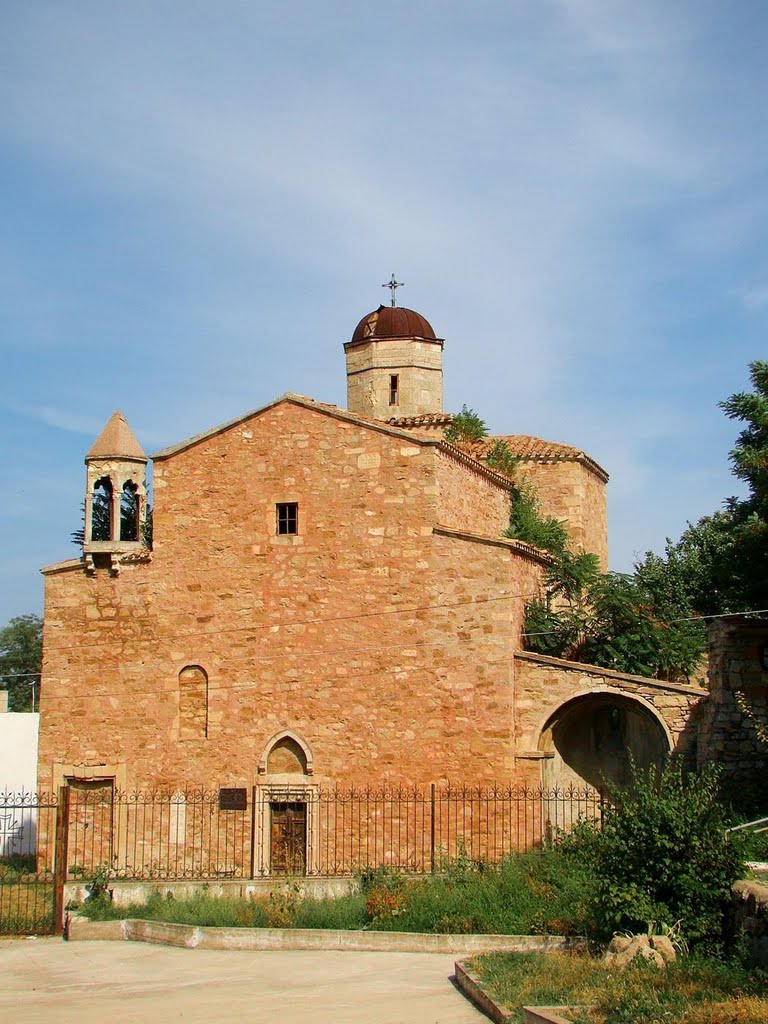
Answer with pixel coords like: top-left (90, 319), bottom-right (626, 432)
top-left (351, 305), bottom-right (437, 343)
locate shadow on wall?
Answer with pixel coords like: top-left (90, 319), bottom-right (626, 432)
top-left (540, 693), bottom-right (670, 792)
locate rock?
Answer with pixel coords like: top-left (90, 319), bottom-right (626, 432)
top-left (606, 935), bottom-right (634, 954)
top-left (637, 943), bottom-right (666, 968)
top-left (604, 934), bottom-right (667, 968)
top-left (649, 935), bottom-right (676, 962)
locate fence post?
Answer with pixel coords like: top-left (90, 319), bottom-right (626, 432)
top-left (430, 783), bottom-right (436, 874)
top-left (53, 785), bottom-right (70, 935)
top-left (249, 785), bottom-right (257, 880)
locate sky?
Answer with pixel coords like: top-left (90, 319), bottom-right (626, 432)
top-left (2, 0), bottom-right (767, 625)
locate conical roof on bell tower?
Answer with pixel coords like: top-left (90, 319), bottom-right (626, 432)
top-left (86, 411), bottom-right (146, 462)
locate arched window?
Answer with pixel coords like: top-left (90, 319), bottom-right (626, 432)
top-left (90, 478), bottom-right (113, 541)
top-left (266, 736), bottom-right (308, 774)
top-left (120, 481), bottom-right (139, 541)
top-left (179, 665), bottom-right (208, 739)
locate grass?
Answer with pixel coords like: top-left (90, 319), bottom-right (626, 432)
top-left (0, 880), bottom-right (54, 935)
top-left (743, 830), bottom-right (768, 864)
top-left (470, 951), bottom-right (768, 1024)
top-left (0, 856), bottom-right (55, 935)
top-left (75, 849), bottom-right (593, 934)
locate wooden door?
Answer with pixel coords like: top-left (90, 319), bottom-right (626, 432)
top-left (270, 802), bottom-right (306, 875)
top-left (66, 780), bottom-right (114, 877)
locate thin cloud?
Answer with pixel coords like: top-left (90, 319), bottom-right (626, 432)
top-left (2, 2), bottom-right (768, 623)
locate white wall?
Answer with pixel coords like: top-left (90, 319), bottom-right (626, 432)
top-left (0, 712), bottom-right (40, 794)
top-left (0, 712), bottom-right (40, 857)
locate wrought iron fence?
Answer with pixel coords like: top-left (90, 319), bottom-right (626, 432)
top-left (0, 791), bottom-right (59, 935)
top-left (60, 783), bottom-right (602, 881)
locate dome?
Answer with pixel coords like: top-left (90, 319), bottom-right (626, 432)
top-left (350, 305), bottom-right (437, 344)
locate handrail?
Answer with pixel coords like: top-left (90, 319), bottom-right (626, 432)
top-left (727, 816), bottom-right (768, 833)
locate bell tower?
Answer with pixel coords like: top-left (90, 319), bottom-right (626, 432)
top-left (344, 297), bottom-right (444, 422)
top-left (83, 411), bottom-right (148, 572)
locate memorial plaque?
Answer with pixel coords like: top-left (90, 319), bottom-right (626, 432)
top-left (219, 787), bottom-right (247, 811)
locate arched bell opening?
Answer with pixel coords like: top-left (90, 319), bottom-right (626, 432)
top-left (120, 480), bottom-right (140, 542)
top-left (90, 477), bottom-right (113, 541)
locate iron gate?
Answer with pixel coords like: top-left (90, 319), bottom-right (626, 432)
top-left (0, 790), bottom-right (64, 936)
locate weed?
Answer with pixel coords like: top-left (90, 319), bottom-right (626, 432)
top-left (264, 883), bottom-right (302, 928)
top-left (74, 849), bottom-right (593, 935)
top-left (472, 951), bottom-right (768, 1024)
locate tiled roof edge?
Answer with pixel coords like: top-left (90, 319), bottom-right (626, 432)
top-left (151, 394), bottom-right (443, 460)
top-left (438, 441), bottom-right (515, 491)
top-left (40, 558), bottom-right (85, 576)
top-left (433, 525), bottom-right (553, 565)
top-left (492, 436), bottom-right (609, 483)
top-left (514, 650), bottom-right (707, 695)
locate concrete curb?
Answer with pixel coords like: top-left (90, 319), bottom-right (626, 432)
top-left (65, 914), bottom-right (587, 954)
top-left (454, 960), bottom-right (580, 1024)
top-left (454, 959), bottom-right (517, 1023)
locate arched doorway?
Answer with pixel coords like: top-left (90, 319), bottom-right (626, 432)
top-left (539, 691), bottom-right (671, 793)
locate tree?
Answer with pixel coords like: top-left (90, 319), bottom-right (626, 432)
top-left (721, 359), bottom-right (768, 508)
top-left (639, 362), bottom-right (768, 617)
top-left (443, 404), bottom-right (487, 443)
top-left (444, 405), bottom-right (518, 476)
top-left (523, 361), bottom-right (768, 679)
top-left (0, 614), bottom-right (42, 712)
top-left (505, 480), bottom-right (570, 554)
top-left (524, 569), bottom-right (706, 681)
top-left (715, 359), bottom-right (768, 610)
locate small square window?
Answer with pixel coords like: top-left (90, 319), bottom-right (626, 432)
top-left (389, 374), bottom-right (399, 406)
top-left (276, 502), bottom-right (298, 535)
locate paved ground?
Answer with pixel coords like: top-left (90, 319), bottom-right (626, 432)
top-left (0, 937), bottom-right (487, 1023)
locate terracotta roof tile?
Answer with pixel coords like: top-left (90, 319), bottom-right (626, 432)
top-left (387, 413), bottom-right (453, 428)
top-left (87, 411), bottom-right (146, 461)
top-left (493, 434), bottom-right (609, 482)
top-left (494, 434), bottom-right (589, 460)
top-left (447, 434), bottom-right (608, 483)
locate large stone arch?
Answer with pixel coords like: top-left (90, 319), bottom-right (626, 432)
top-left (537, 688), bottom-right (672, 792)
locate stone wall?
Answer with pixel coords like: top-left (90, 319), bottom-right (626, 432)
top-left (732, 881), bottom-right (768, 966)
top-left (345, 337), bottom-right (443, 420)
top-left (517, 460), bottom-right (608, 569)
top-left (435, 449), bottom-right (510, 538)
top-left (698, 616), bottom-right (768, 807)
top-left (39, 399), bottom-right (545, 793)
top-left (513, 652), bottom-right (708, 788)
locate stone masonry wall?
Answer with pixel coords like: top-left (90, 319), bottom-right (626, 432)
top-left (435, 450), bottom-right (510, 538)
top-left (698, 617), bottom-right (768, 804)
top-left (513, 652), bottom-right (707, 787)
top-left (39, 401), bottom-right (544, 793)
top-left (517, 460), bottom-right (608, 569)
top-left (345, 338), bottom-right (443, 420)
top-left (732, 881), bottom-right (768, 967)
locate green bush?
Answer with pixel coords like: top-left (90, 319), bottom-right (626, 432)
top-left (505, 481), bottom-right (569, 554)
top-left (560, 759), bottom-right (746, 949)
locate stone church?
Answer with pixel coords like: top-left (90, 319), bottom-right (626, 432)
top-left (38, 300), bottom-right (707, 811)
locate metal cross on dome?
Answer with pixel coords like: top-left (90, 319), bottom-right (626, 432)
top-left (382, 274), bottom-right (404, 307)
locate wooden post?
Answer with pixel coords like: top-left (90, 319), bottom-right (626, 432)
top-left (53, 785), bottom-right (70, 935)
